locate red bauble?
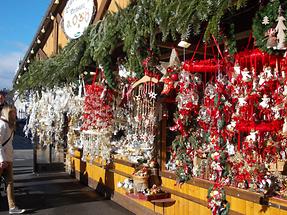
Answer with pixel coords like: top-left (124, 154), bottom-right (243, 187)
top-left (167, 67), bottom-right (174, 73)
top-left (171, 73), bottom-right (179, 81)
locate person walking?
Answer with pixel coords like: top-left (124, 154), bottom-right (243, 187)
top-left (0, 104), bottom-right (25, 214)
top-left (0, 91), bottom-right (7, 113)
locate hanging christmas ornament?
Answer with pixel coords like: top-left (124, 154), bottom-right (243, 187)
top-left (159, 48), bottom-right (181, 94)
top-left (253, 0), bottom-right (287, 53)
top-left (275, 7), bottom-right (287, 50)
top-left (160, 77), bottom-right (174, 95)
top-left (118, 64), bottom-right (131, 78)
top-left (266, 28), bottom-right (278, 49)
top-left (169, 48), bottom-right (181, 67)
top-left (262, 16), bottom-right (270, 25)
top-left (170, 73), bottom-right (179, 81)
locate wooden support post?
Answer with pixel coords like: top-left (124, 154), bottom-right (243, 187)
top-left (49, 144), bottom-right (52, 164)
top-left (94, 0), bottom-right (112, 23)
top-left (33, 137), bottom-right (38, 174)
top-left (37, 48), bottom-right (48, 60)
top-left (53, 19), bottom-right (59, 55)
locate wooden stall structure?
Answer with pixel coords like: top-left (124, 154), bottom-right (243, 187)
top-left (14, 0), bottom-right (287, 214)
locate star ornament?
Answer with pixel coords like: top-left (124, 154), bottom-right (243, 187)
top-left (148, 91), bottom-right (157, 99)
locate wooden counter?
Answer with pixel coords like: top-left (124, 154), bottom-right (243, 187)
top-left (67, 150), bottom-right (287, 215)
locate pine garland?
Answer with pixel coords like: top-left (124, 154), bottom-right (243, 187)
top-left (15, 0), bottom-right (251, 93)
top-left (14, 27), bottom-right (92, 92)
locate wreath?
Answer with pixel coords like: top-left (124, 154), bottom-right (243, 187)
top-left (252, 0), bottom-right (287, 54)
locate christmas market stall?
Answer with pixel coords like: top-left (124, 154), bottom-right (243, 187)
top-left (13, 0), bottom-right (287, 214)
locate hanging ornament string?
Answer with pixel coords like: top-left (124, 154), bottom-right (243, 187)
top-left (191, 31), bottom-right (205, 62)
top-left (211, 35), bottom-right (226, 63)
top-left (183, 34), bottom-right (226, 73)
top-left (246, 32), bottom-right (253, 51)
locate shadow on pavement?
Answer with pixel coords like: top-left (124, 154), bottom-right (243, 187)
top-left (0, 123), bottom-right (135, 215)
top-left (0, 171), bottom-right (134, 215)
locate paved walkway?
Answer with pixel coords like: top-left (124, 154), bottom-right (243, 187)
top-left (0, 135), bottom-right (134, 215)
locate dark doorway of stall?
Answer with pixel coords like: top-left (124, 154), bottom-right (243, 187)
top-left (31, 113), bottom-right (68, 174)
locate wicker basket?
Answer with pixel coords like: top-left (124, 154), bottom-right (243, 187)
top-left (133, 175), bottom-right (149, 193)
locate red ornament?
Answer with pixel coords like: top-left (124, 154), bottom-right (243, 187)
top-left (167, 67), bottom-right (174, 73)
top-left (171, 73), bottom-right (179, 81)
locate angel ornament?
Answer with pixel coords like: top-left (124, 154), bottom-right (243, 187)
top-left (259, 94), bottom-right (270, 109)
top-left (241, 68), bottom-right (252, 82)
top-left (238, 96), bottom-right (247, 107)
top-left (246, 130), bottom-right (258, 142)
top-left (258, 67), bottom-right (273, 86)
top-left (271, 105), bottom-right (281, 119)
top-left (226, 140), bottom-right (235, 156)
top-left (259, 94), bottom-right (272, 121)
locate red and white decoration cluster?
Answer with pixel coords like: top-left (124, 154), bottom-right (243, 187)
top-left (227, 54), bottom-right (287, 191)
top-left (81, 79), bottom-right (113, 131)
top-left (165, 47), bottom-right (287, 213)
top-left (80, 72), bottom-right (114, 162)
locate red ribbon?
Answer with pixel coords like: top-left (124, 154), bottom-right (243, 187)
top-left (236, 120), bottom-right (283, 133)
top-left (183, 60), bottom-right (224, 73)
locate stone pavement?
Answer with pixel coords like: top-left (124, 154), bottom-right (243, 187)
top-left (0, 135), bottom-right (134, 215)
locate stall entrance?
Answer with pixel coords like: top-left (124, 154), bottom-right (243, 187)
top-left (33, 143), bottom-right (65, 173)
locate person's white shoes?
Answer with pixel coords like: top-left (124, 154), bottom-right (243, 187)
top-left (9, 207), bottom-right (26, 214)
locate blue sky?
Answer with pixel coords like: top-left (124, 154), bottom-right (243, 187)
top-left (0, 0), bottom-right (50, 90)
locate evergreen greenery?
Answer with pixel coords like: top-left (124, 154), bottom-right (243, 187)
top-left (15, 0), bottom-right (250, 93)
top-left (15, 27), bottom-right (92, 93)
top-left (252, 0), bottom-right (287, 54)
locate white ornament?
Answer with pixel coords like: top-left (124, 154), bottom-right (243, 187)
top-left (262, 16), bottom-right (270, 25)
top-left (280, 150), bottom-right (286, 160)
top-left (283, 118), bottom-right (287, 134)
top-left (148, 91), bottom-right (157, 99)
top-left (259, 94), bottom-right (270, 109)
top-left (272, 106), bottom-right (281, 119)
top-left (238, 97), bottom-right (247, 107)
top-left (246, 131), bottom-right (258, 142)
top-left (241, 69), bottom-right (252, 82)
top-left (118, 65), bottom-right (130, 78)
top-left (234, 65), bottom-right (241, 75)
top-left (264, 67), bottom-right (273, 79)
top-left (226, 141), bottom-right (235, 156)
top-left (226, 120), bottom-right (236, 132)
top-left (275, 15), bottom-right (287, 50)
top-left (283, 85), bottom-right (287, 96)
